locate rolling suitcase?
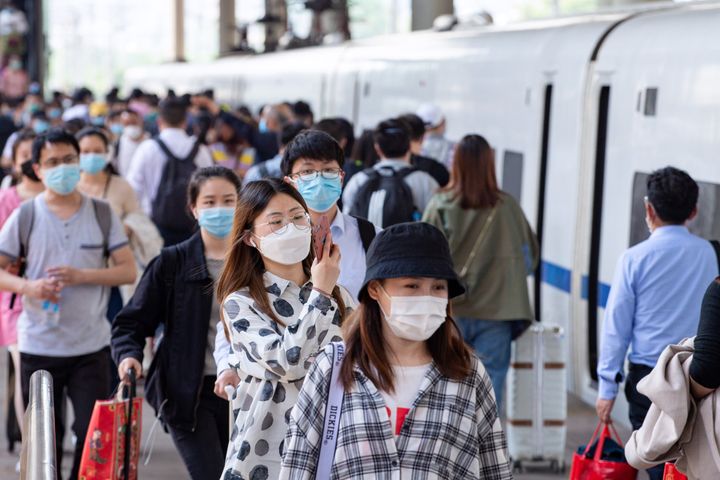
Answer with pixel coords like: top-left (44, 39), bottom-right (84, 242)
top-left (506, 323), bottom-right (567, 473)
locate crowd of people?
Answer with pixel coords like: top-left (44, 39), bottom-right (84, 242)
top-left (0, 84), bottom-right (715, 480)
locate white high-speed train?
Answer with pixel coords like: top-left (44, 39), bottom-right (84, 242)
top-left (126, 2), bottom-right (720, 421)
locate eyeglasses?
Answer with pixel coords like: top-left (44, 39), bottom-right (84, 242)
top-left (289, 168), bottom-right (342, 182)
top-left (42, 154), bottom-right (79, 169)
top-left (252, 212), bottom-right (311, 235)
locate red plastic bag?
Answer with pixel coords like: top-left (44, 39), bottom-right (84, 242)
top-left (79, 369), bottom-right (142, 480)
top-left (569, 422), bottom-right (638, 480)
top-left (663, 462), bottom-right (688, 480)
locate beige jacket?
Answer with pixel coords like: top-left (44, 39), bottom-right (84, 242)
top-left (625, 338), bottom-right (720, 480)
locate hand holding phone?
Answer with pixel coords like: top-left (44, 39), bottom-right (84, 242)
top-left (312, 215), bottom-right (331, 260)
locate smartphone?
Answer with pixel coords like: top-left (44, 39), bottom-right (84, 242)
top-left (312, 215), bottom-right (331, 260)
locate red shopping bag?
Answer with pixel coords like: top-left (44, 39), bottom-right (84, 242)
top-left (569, 422), bottom-right (638, 480)
top-left (663, 462), bottom-right (688, 480)
top-left (79, 368), bottom-right (142, 480)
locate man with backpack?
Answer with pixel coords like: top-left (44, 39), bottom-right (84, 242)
top-left (127, 97), bottom-right (213, 245)
top-left (211, 129), bottom-right (379, 400)
top-left (343, 118), bottom-right (439, 228)
top-left (0, 128), bottom-right (137, 479)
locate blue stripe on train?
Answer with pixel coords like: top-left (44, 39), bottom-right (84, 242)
top-left (538, 260), bottom-right (611, 308)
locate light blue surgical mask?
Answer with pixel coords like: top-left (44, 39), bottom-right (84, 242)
top-left (43, 164), bottom-right (81, 195)
top-left (198, 207), bottom-right (235, 238)
top-left (33, 120), bottom-right (49, 134)
top-left (79, 153), bottom-right (108, 174)
top-left (48, 108), bottom-right (62, 119)
top-left (296, 176), bottom-right (342, 213)
top-left (258, 119), bottom-right (268, 133)
top-left (110, 124), bottom-right (124, 136)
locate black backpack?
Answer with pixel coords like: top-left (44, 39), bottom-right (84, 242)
top-left (348, 166), bottom-right (418, 228)
top-left (152, 138), bottom-right (200, 237)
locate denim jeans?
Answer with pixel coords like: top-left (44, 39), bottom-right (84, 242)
top-left (625, 363), bottom-right (665, 480)
top-left (456, 318), bottom-right (513, 412)
top-left (168, 376), bottom-right (229, 480)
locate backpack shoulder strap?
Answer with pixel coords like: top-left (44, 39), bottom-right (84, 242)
top-left (17, 199), bottom-right (35, 260)
top-left (154, 137), bottom-right (180, 162)
top-left (710, 240), bottom-right (720, 273)
top-left (91, 198), bottom-right (113, 259)
top-left (352, 216), bottom-right (377, 253)
top-left (317, 342), bottom-right (345, 480)
top-left (184, 140), bottom-right (201, 164)
top-left (397, 166), bottom-right (418, 179)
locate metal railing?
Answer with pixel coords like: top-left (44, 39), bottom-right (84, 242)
top-left (20, 370), bottom-right (56, 480)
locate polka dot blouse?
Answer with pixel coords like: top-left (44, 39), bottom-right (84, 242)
top-left (220, 271), bottom-right (355, 480)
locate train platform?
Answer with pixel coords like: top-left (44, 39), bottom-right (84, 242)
top-left (0, 352), bottom-right (650, 479)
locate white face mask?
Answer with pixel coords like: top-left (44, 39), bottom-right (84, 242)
top-left (379, 286), bottom-right (448, 341)
top-left (252, 223), bottom-right (311, 265)
top-left (123, 125), bottom-right (143, 140)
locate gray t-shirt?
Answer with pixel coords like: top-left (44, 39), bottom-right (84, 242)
top-left (205, 257), bottom-right (224, 376)
top-left (0, 194), bottom-right (128, 356)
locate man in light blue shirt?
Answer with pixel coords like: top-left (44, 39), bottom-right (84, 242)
top-left (596, 167), bottom-right (717, 480)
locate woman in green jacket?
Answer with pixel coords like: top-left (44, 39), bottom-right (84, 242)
top-left (422, 134), bottom-right (539, 410)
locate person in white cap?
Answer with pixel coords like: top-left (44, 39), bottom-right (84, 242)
top-left (416, 103), bottom-right (455, 169)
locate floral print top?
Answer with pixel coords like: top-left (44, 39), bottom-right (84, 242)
top-left (221, 271), bottom-right (355, 480)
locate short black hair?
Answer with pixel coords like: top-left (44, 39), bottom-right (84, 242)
top-left (280, 122), bottom-right (306, 148)
top-left (397, 113), bottom-right (425, 142)
top-left (334, 117), bottom-right (355, 156)
top-left (76, 126), bottom-right (109, 149)
top-left (159, 98), bottom-right (188, 127)
top-left (281, 129), bottom-right (344, 176)
top-left (313, 118), bottom-right (346, 145)
top-left (646, 166), bottom-right (699, 224)
top-left (373, 119), bottom-right (410, 159)
top-left (293, 100), bottom-right (313, 118)
top-left (187, 165), bottom-right (241, 208)
top-left (32, 128), bottom-right (80, 164)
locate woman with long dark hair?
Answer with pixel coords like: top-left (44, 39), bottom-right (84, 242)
top-left (280, 222), bottom-right (512, 479)
top-left (217, 178), bottom-right (355, 479)
top-left (422, 134), bottom-right (538, 410)
top-left (112, 166), bottom-right (241, 479)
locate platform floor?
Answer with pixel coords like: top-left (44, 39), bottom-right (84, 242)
top-left (0, 351), bottom-right (650, 479)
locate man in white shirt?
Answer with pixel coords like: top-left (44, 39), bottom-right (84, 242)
top-left (127, 98), bottom-right (213, 245)
top-left (342, 118), bottom-right (439, 228)
top-left (416, 103), bottom-right (455, 169)
top-left (112, 109), bottom-right (148, 178)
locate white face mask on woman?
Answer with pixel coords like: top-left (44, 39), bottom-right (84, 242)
top-left (252, 223), bottom-right (311, 265)
top-left (379, 286), bottom-right (448, 341)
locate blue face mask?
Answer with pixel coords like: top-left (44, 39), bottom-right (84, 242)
top-left (110, 124), bottom-right (124, 136)
top-left (33, 120), bottom-right (49, 134)
top-left (198, 207), bottom-right (235, 238)
top-left (43, 164), bottom-right (81, 195)
top-left (258, 119), bottom-right (268, 133)
top-left (79, 153), bottom-right (108, 174)
top-left (48, 108), bottom-right (62, 119)
top-left (296, 176), bottom-right (342, 213)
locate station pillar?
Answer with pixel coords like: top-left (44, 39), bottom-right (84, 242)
top-left (411, 0), bottom-right (453, 31)
top-left (219, 0), bottom-right (235, 56)
top-left (173, 0), bottom-right (185, 62)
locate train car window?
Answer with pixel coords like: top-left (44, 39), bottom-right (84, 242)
top-left (501, 150), bottom-right (523, 203)
top-left (644, 87), bottom-right (658, 116)
top-left (630, 172), bottom-right (720, 246)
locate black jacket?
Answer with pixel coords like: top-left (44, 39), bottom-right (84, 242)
top-left (111, 232), bottom-right (218, 431)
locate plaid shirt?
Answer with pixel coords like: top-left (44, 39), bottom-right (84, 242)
top-left (280, 344), bottom-right (513, 479)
